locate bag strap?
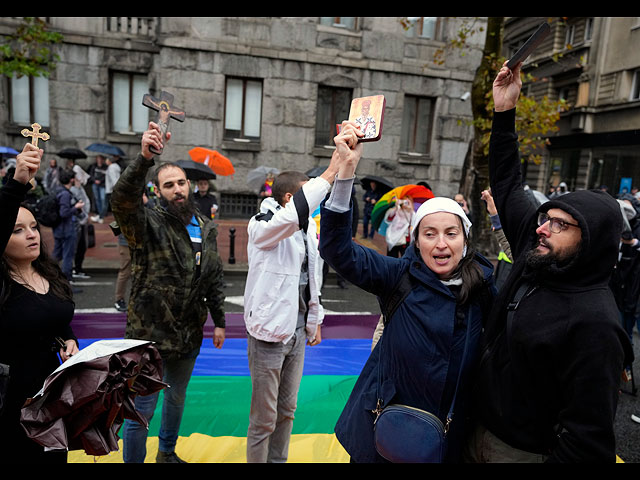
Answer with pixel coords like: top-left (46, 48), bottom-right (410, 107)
top-left (441, 308), bottom-right (473, 432)
top-left (506, 281), bottom-right (537, 349)
top-left (379, 269), bottom-right (413, 325)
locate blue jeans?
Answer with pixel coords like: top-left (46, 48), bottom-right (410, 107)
top-left (122, 347), bottom-right (199, 463)
top-left (53, 231), bottom-right (77, 281)
top-left (362, 214), bottom-right (374, 238)
top-left (91, 183), bottom-right (106, 218)
top-left (620, 311), bottom-right (640, 344)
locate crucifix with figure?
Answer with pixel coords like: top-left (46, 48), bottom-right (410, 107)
top-left (21, 123), bottom-right (50, 148)
top-left (142, 91), bottom-right (186, 155)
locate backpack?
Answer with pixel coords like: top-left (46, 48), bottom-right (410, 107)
top-left (34, 193), bottom-right (61, 228)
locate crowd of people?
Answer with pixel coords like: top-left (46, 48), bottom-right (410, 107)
top-left (0, 61), bottom-right (636, 464)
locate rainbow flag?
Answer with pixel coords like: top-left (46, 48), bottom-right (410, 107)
top-left (68, 312), bottom-right (378, 463)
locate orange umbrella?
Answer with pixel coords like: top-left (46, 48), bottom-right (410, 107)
top-left (188, 147), bottom-right (235, 176)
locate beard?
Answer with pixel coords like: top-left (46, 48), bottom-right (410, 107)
top-left (160, 192), bottom-right (197, 226)
top-left (525, 236), bottom-right (580, 273)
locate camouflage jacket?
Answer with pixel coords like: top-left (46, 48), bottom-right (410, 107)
top-left (111, 153), bottom-right (225, 358)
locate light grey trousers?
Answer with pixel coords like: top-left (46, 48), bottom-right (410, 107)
top-left (246, 325), bottom-right (306, 463)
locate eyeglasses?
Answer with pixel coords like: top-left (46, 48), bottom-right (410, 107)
top-left (537, 212), bottom-right (580, 234)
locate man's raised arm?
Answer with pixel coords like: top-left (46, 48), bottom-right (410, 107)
top-left (489, 62), bottom-right (539, 260)
top-left (111, 122), bottom-right (170, 248)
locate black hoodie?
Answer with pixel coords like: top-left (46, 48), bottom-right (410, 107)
top-left (473, 108), bottom-right (633, 463)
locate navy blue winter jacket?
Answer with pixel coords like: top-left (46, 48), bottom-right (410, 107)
top-left (52, 186), bottom-right (78, 238)
top-left (319, 204), bottom-right (494, 462)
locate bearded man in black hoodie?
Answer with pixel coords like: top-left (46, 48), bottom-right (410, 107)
top-left (467, 62), bottom-right (634, 463)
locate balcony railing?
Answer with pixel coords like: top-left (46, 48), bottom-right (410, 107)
top-left (106, 17), bottom-right (155, 36)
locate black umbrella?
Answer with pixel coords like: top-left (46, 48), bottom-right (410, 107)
top-left (176, 159), bottom-right (217, 180)
top-left (57, 148), bottom-right (87, 160)
top-left (85, 143), bottom-right (126, 157)
top-left (305, 166), bottom-right (328, 178)
top-left (20, 339), bottom-right (166, 456)
top-left (360, 175), bottom-right (393, 194)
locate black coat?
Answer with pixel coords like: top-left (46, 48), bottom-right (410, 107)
top-left (610, 216), bottom-right (640, 314)
top-left (473, 108), bottom-right (633, 462)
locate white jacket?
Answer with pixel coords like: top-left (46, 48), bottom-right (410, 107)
top-left (243, 176), bottom-right (330, 344)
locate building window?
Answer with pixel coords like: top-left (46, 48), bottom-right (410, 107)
top-left (564, 23), bottom-right (576, 47)
top-left (220, 193), bottom-right (259, 219)
top-left (400, 95), bottom-right (435, 154)
top-left (224, 77), bottom-right (263, 141)
top-left (315, 86), bottom-right (352, 147)
top-left (111, 71), bottom-right (148, 134)
top-left (558, 86), bottom-right (572, 103)
top-left (404, 17), bottom-right (439, 40)
top-left (584, 18), bottom-right (594, 41)
top-left (631, 70), bottom-right (640, 101)
top-left (10, 75), bottom-right (50, 126)
top-left (320, 17), bottom-right (357, 30)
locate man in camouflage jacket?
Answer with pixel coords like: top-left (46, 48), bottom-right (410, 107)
top-left (111, 122), bottom-right (225, 463)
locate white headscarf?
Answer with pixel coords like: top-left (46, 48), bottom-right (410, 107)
top-left (411, 197), bottom-right (472, 256)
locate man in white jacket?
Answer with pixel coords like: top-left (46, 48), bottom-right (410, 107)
top-left (244, 153), bottom-right (341, 463)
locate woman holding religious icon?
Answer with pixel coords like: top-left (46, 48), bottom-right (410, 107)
top-left (0, 142), bottom-right (78, 463)
top-left (318, 121), bottom-right (495, 462)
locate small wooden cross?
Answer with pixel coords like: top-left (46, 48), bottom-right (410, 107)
top-left (21, 123), bottom-right (50, 148)
top-left (142, 91), bottom-right (186, 155)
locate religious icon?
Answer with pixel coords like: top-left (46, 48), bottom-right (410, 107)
top-left (348, 95), bottom-right (385, 142)
top-left (506, 22), bottom-right (550, 70)
top-left (142, 91), bottom-right (186, 155)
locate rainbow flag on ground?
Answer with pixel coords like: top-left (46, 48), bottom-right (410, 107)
top-left (68, 312), bottom-right (378, 463)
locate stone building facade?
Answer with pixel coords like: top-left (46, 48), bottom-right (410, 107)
top-left (0, 17), bottom-right (486, 217)
top-left (504, 17), bottom-right (640, 195)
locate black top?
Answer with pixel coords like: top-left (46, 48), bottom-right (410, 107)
top-left (0, 177), bottom-right (76, 462)
top-left (194, 191), bottom-right (218, 219)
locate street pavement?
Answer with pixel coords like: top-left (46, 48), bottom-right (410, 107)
top-left (43, 213), bottom-right (385, 316)
top-left (69, 269), bottom-right (381, 316)
top-left (41, 215), bottom-right (640, 462)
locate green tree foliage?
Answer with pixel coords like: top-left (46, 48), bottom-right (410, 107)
top-left (0, 17), bottom-right (63, 78)
top-left (402, 17), bottom-right (566, 254)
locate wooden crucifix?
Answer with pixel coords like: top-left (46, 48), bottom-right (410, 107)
top-left (21, 123), bottom-right (50, 148)
top-left (142, 91), bottom-right (186, 155)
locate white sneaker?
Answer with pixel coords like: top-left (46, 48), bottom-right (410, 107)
top-left (90, 215), bottom-right (99, 222)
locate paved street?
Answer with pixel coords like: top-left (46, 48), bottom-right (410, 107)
top-left (612, 332), bottom-right (640, 463)
top-left (70, 269), bottom-right (381, 316)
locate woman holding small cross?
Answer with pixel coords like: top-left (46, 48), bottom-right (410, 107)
top-left (0, 141), bottom-right (78, 463)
